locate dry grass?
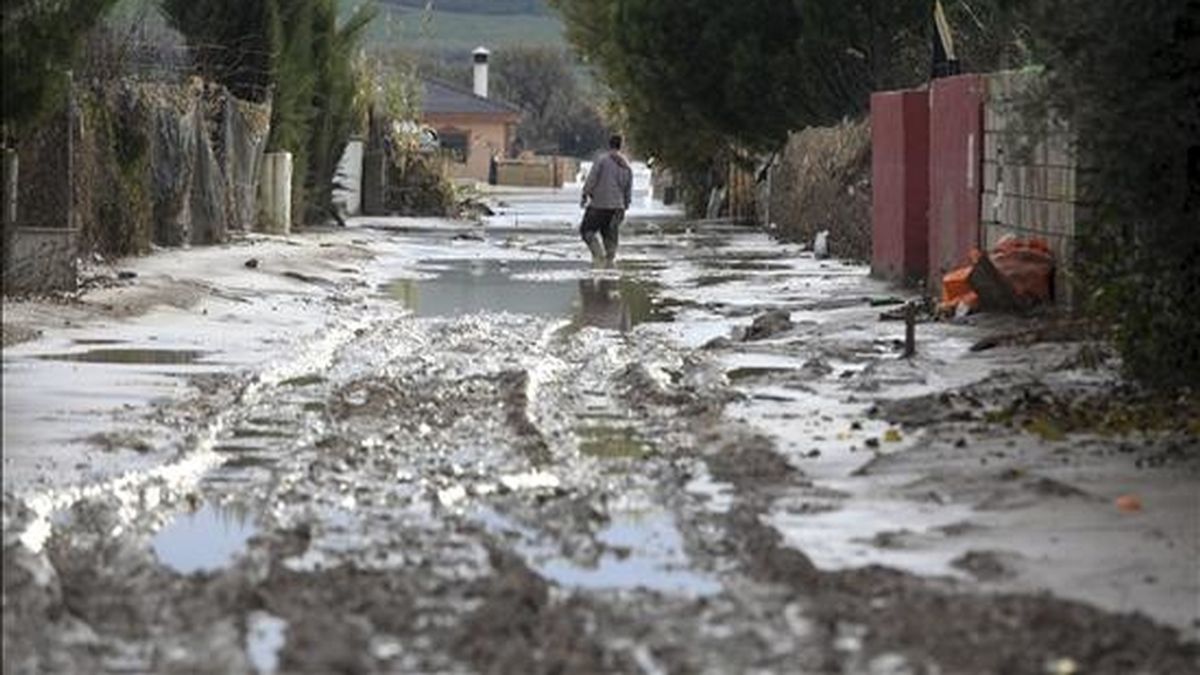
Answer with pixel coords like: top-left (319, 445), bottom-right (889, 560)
top-left (767, 118), bottom-right (871, 260)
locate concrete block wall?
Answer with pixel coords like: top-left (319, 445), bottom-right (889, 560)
top-left (981, 71), bottom-right (1085, 307)
top-left (495, 158), bottom-right (558, 188)
top-left (4, 228), bottom-right (77, 294)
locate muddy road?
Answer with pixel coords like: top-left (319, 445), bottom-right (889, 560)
top-left (3, 185), bottom-right (1198, 673)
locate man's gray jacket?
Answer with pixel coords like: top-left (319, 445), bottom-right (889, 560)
top-left (582, 151), bottom-right (633, 210)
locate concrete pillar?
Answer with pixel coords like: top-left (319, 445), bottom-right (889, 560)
top-left (259, 151), bottom-right (292, 234)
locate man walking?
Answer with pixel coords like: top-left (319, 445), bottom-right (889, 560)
top-left (579, 134), bottom-right (633, 267)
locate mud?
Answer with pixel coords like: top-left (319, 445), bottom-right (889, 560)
top-left (3, 184), bottom-right (1198, 673)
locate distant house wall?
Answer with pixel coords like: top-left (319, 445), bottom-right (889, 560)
top-left (495, 156), bottom-right (579, 188)
top-left (423, 113), bottom-right (518, 183)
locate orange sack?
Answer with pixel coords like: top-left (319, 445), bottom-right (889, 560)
top-left (939, 236), bottom-right (1055, 313)
top-left (940, 249), bottom-right (982, 312)
top-left (990, 235), bottom-right (1054, 304)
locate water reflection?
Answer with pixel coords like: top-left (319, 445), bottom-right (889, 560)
top-left (573, 277), bottom-right (666, 332)
top-left (576, 278), bottom-right (631, 332)
top-left (34, 348), bottom-right (208, 365)
top-left (152, 501), bottom-right (258, 574)
top-left (380, 258), bottom-right (670, 331)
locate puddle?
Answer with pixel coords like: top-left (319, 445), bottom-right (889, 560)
top-left (576, 424), bottom-right (653, 460)
top-left (35, 348), bottom-right (208, 365)
top-left (221, 455), bottom-right (278, 470)
top-left (152, 502), bottom-right (258, 574)
top-left (699, 260), bottom-right (793, 272)
top-left (230, 427), bottom-right (294, 439)
top-left (726, 367), bottom-right (795, 383)
top-left (381, 258), bottom-right (669, 330)
top-left (214, 443), bottom-right (268, 454)
top-left (694, 274), bottom-right (751, 288)
top-left (381, 258), bottom-right (583, 317)
top-left (280, 374), bottom-right (326, 387)
top-left (246, 611), bottom-right (288, 675)
top-left (475, 507), bottom-right (719, 595)
top-left (541, 512), bottom-right (722, 595)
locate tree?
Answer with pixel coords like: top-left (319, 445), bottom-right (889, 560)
top-left (491, 46), bottom-right (609, 156)
top-left (1, 0), bottom-right (121, 142)
top-left (548, 0), bottom-right (927, 212)
top-left (303, 0), bottom-right (376, 223)
top-left (492, 47), bottom-right (572, 146)
top-left (1026, 0), bottom-right (1200, 387)
top-left (160, 0), bottom-right (277, 102)
top-left (550, 0), bottom-right (1030, 213)
top-left (164, 0), bottom-right (376, 224)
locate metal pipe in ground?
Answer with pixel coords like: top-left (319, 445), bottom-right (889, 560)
top-left (903, 302), bottom-right (917, 358)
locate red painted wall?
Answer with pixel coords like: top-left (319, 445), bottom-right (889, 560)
top-left (928, 74), bottom-right (985, 288)
top-left (871, 90), bottom-right (930, 282)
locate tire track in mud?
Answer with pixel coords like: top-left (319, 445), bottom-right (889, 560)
top-left (8, 292), bottom-right (1196, 673)
top-left (4, 310), bottom-right (695, 671)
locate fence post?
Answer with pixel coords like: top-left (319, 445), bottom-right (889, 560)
top-left (66, 70), bottom-right (76, 234)
top-left (2, 148), bottom-right (17, 285)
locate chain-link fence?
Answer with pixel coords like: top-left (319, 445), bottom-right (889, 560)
top-left (2, 31), bottom-right (272, 295)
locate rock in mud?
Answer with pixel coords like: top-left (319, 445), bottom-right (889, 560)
top-left (951, 550), bottom-right (1022, 581)
top-left (743, 309), bottom-right (794, 341)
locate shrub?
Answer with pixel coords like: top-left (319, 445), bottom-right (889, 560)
top-left (1029, 0), bottom-right (1200, 388)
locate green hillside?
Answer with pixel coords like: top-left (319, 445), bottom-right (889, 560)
top-left (362, 2), bottom-right (564, 52)
top-left (106, 1), bottom-right (564, 59)
top-left (382, 0), bottom-right (549, 15)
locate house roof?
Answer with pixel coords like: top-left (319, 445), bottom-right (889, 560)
top-left (421, 77), bottom-right (522, 117)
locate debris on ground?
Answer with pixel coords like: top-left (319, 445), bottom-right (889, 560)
top-left (1115, 494), bottom-right (1143, 513)
top-left (741, 309), bottom-right (794, 341)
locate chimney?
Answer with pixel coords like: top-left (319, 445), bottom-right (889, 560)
top-left (473, 46), bottom-right (490, 98)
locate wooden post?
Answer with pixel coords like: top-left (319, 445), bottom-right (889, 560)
top-left (2, 148), bottom-right (17, 284)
